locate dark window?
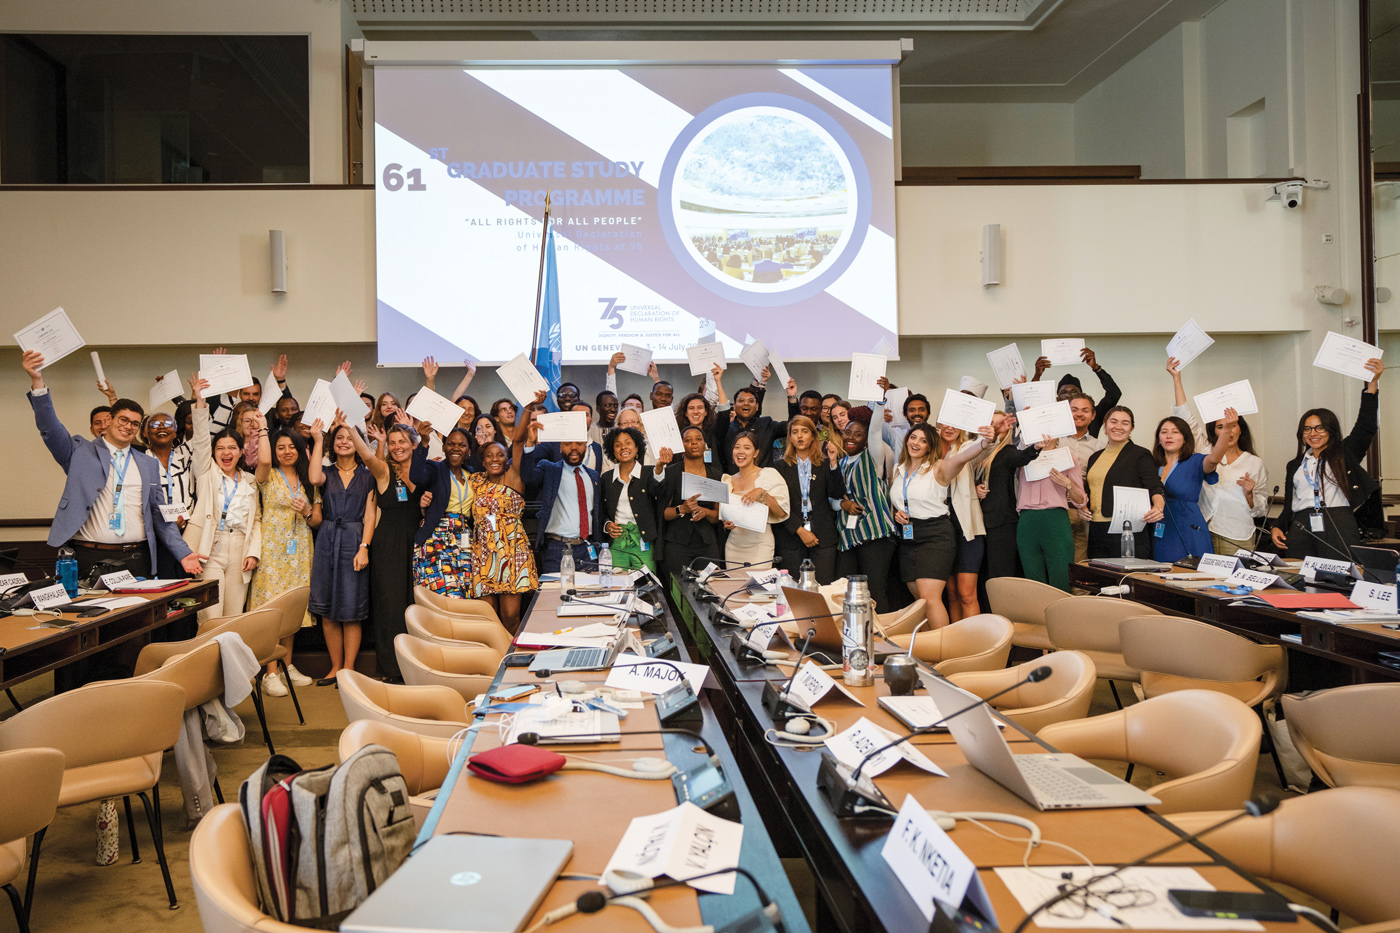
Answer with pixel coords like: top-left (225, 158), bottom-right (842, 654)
top-left (1, 34), bottom-right (309, 184)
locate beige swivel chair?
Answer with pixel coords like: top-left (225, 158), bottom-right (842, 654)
top-left (189, 803), bottom-right (321, 933)
top-left (0, 748), bottom-right (64, 933)
top-left (413, 586), bottom-right (503, 625)
top-left (394, 634), bottom-right (500, 703)
top-left (986, 577), bottom-right (1070, 652)
top-left (134, 641), bottom-right (230, 808)
top-left (1169, 787), bottom-right (1400, 928)
top-left (1045, 596), bottom-right (1161, 707)
top-left (338, 720), bottom-right (452, 799)
top-left (948, 651), bottom-right (1097, 733)
top-left (255, 585), bottom-right (312, 725)
top-left (336, 669), bottom-right (468, 739)
top-left (0, 680), bottom-right (186, 914)
top-left (404, 604), bottom-right (513, 656)
top-left (134, 609), bottom-right (283, 755)
top-left (1282, 684), bottom-right (1400, 791)
top-left (1038, 689), bottom-right (1262, 814)
top-left (873, 600), bottom-right (927, 639)
top-left (888, 614), bottom-right (1014, 675)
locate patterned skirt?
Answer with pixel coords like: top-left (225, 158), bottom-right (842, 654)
top-left (412, 512), bottom-right (473, 600)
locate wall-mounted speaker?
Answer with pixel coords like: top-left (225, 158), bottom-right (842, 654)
top-left (981, 224), bottom-right (1002, 287)
top-left (270, 229), bottom-right (287, 294)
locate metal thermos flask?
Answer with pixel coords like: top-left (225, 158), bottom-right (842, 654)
top-left (842, 575), bottom-right (875, 686)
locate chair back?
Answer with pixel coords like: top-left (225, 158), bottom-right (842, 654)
top-left (189, 803), bottom-right (319, 933)
top-left (338, 720), bottom-right (452, 796)
top-left (1283, 684), bottom-right (1400, 791)
top-left (875, 600), bottom-right (926, 638)
top-left (257, 586), bottom-right (311, 640)
top-left (912, 613), bottom-right (1013, 675)
top-left (987, 577), bottom-right (1069, 650)
top-left (404, 604), bottom-right (512, 655)
top-left (1045, 596), bottom-right (1160, 654)
top-left (139, 640), bottom-right (226, 709)
top-left (0, 680), bottom-right (185, 771)
top-left (394, 634), bottom-right (499, 702)
top-left (412, 586), bottom-right (502, 624)
top-left (335, 669), bottom-right (467, 738)
top-left (0, 748), bottom-right (65, 850)
top-left (1121, 615), bottom-right (1286, 707)
top-left (948, 650), bottom-right (1096, 733)
top-left (202, 609), bottom-right (283, 668)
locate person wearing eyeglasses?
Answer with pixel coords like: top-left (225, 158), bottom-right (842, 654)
top-left (1271, 359), bottom-right (1384, 558)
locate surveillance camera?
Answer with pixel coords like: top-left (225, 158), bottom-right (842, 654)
top-left (1280, 183), bottom-right (1304, 209)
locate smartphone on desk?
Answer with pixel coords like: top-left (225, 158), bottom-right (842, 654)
top-left (1168, 889), bottom-right (1296, 922)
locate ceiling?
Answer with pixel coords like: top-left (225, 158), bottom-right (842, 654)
top-left (352, 0), bottom-right (1225, 102)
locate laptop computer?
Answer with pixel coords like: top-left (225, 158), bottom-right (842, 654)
top-left (922, 674), bottom-right (1160, 811)
top-left (1088, 557), bottom-right (1173, 573)
top-left (528, 630), bottom-right (631, 674)
top-left (1352, 545), bottom-right (1399, 585)
top-left (780, 586), bottom-right (849, 655)
top-left (339, 834), bottom-right (573, 933)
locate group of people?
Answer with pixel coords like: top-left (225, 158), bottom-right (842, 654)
top-left (23, 338), bottom-right (1386, 687)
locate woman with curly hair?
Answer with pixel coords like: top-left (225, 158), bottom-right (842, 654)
top-left (600, 425), bottom-right (672, 571)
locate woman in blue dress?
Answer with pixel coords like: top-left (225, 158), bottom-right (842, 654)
top-left (1151, 401), bottom-right (1234, 563)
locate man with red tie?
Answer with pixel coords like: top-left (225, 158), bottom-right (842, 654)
top-left (521, 439), bottom-right (604, 574)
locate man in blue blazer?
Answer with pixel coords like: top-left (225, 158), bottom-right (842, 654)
top-left (520, 438), bottom-right (603, 575)
top-left (24, 351), bottom-right (204, 580)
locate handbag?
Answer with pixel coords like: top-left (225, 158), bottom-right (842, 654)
top-left (467, 743), bottom-right (566, 784)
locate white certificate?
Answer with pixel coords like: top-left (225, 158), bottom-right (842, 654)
top-left (985, 342), bottom-right (1025, 390)
top-left (197, 353), bottom-right (253, 399)
top-left (640, 406), bottom-right (684, 460)
top-left (330, 371), bottom-right (370, 422)
top-left (885, 387), bottom-right (911, 426)
top-left (1010, 381), bottom-right (1056, 411)
top-left (91, 351), bottom-right (107, 387)
top-left (1109, 486), bottom-right (1151, 534)
top-left (499, 352), bottom-right (550, 404)
top-left (149, 370), bottom-right (182, 410)
top-left (681, 472), bottom-right (729, 503)
top-left (14, 307), bottom-right (86, 369)
top-left (935, 388), bottom-right (996, 434)
top-left (685, 342), bottom-right (726, 376)
top-left (1015, 400), bottom-right (1075, 440)
top-left (257, 369), bottom-right (280, 416)
top-left (301, 378), bottom-right (337, 431)
top-left (535, 411), bottom-right (587, 443)
top-left (1022, 446), bottom-right (1075, 482)
top-left (767, 350), bottom-right (792, 390)
top-left (1193, 379), bottom-right (1259, 423)
top-left (405, 386), bottom-right (463, 434)
top-left (739, 339), bottom-right (773, 382)
top-left (1313, 331), bottom-right (1383, 382)
top-left (617, 343), bottom-right (652, 376)
top-left (871, 336), bottom-right (897, 358)
top-left (720, 500), bottom-right (769, 533)
top-left (1166, 318), bottom-right (1215, 369)
top-left (1040, 338), bottom-right (1085, 367)
top-left (847, 352), bottom-right (888, 401)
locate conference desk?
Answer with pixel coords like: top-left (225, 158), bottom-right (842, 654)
top-left (0, 579), bottom-right (217, 691)
top-left (683, 572), bottom-right (1304, 933)
top-left (1068, 561), bottom-right (1400, 687)
top-left (415, 578), bottom-right (811, 933)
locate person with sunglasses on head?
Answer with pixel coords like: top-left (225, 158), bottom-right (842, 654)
top-left (1272, 358), bottom-right (1384, 558)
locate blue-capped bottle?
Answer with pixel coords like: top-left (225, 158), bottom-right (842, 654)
top-left (56, 545), bottom-right (79, 597)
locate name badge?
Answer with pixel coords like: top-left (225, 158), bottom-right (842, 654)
top-left (902, 524), bottom-right (914, 540)
top-left (703, 450), bottom-right (712, 463)
top-left (396, 485), bottom-right (408, 502)
top-left (286, 540), bottom-right (297, 556)
top-left (487, 513), bottom-right (498, 533)
top-left (845, 514), bottom-right (858, 529)
top-left (1310, 512), bottom-right (1325, 533)
top-left (586, 543), bottom-right (597, 561)
top-left (459, 531), bottom-right (471, 550)
top-left (640, 540), bottom-right (650, 552)
top-left (108, 513), bottom-right (123, 530)
top-left (1153, 522), bottom-right (1165, 538)
top-left (802, 521), bottom-right (812, 532)
top-left (158, 504), bottom-right (186, 523)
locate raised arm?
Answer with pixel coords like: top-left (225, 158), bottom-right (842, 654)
top-left (933, 426), bottom-right (994, 486)
top-left (501, 393), bottom-right (534, 494)
top-left (189, 373), bottom-right (213, 475)
top-left (356, 419), bottom-right (391, 486)
top-left (253, 410), bottom-right (273, 483)
top-left (1201, 408), bottom-right (1235, 473)
top-left (449, 360), bottom-right (477, 401)
top-left (307, 418), bottom-right (327, 486)
top-left (422, 356), bottom-right (439, 392)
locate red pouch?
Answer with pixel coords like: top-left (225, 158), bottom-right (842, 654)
top-left (467, 743), bottom-right (567, 784)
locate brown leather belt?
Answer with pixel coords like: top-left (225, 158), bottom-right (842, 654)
top-left (71, 541), bottom-right (143, 552)
top-left (545, 534), bottom-right (586, 545)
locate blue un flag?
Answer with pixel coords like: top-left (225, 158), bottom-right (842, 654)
top-left (532, 225), bottom-right (564, 412)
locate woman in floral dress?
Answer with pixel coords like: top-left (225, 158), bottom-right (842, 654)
top-left (469, 403), bottom-right (535, 632)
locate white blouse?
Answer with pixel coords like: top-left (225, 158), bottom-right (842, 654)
top-left (1290, 452), bottom-right (1349, 511)
top-left (890, 463), bottom-right (951, 520)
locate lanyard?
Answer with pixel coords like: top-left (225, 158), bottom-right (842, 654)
top-left (1305, 454), bottom-right (1323, 511)
top-left (276, 466), bottom-right (301, 501)
top-left (219, 474), bottom-right (239, 531)
top-left (450, 469), bottom-right (467, 510)
top-left (161, 459), bottom-right (174, 506)
top-left (901, 469), bottom-right (913, 513)
top-left (111, 446), bottom-right (132, 497)
top-left (797, 458), bottom-right (812, 518)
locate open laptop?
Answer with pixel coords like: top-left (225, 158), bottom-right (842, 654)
top-left (923, 675), bottom-right (1160, 811)
top-left (340, 834), bottom-right (573, 933)
top-left (1352, 545), bottom-right (1399, 585)
top-left (528, 629), bottom-right (633, 674)
top-left (780, 587), bottom-right (849, 657)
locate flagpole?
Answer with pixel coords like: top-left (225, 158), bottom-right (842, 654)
top-left (529, 194), bottom-right (553, 366)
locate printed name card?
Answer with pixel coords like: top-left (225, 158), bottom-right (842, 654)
top-left (606, 654), bottom-right (711, 697)
top-left (1197, 553), bottom-right (1242, 578)
top-left (881, 795), bottom-right (998, 925)
top-left (785, 660), bottom-right (866, 709)
top-left (823, 718), bottom-right (947, 778)
top-left (0, 573), bottom-right (29, 589)
top-left (603, 802), bottom-right (744, 894)
top-left (1350, 582), bottom-right (1398, 613)
top-left (1222, 569), bottom-right (1282, 592)
top-left (29, 584), bottom-right (71, 612)
top-left (1302, 556), bottom-right (1359, 581)
top-left (98, 570), bottom-right (138, 590)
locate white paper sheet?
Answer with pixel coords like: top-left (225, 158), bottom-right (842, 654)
top-left (617, 343), bottom-right (653, 376)
top-left (1166, 318), bottom-right (1215, 369)
top-left (768, 350), bottom-right (792, 390)
top-left (739, 339), bottom-right (772, 381)
top-left (499, 352), bottom-right (551, 404)
top-left (1010, 381), bottom-right (1056, 411)
top-left (1193, 379), bottom-right (1259, 423)
top-left (681, 472), bottom-right (729, 503)
top-left (197, 354), bottom-right (253, 399)
top-left (935, 388), bottom-right (996, 434)
top-left (871, 337), bottom-right (897, 358)
top-left (257, 369), bottom-right (280, 416)
top-left (1040, 338), bottom-right (1085, 367)
top-left (720, 500), bottom-right (769, 533)
top-left (149, 370), bottom-right (182, 410)
top-left (993, 866), bottom-right (1263, 931)
top-left (1109, 486), bottom-right (1151, 534)
top-left (985, 342), bottom-right (1026, 390)
top-left (640, 406), bottom-right (684, 460)
top-left (1313, 331), bottom-right (1383, 382)
top-left (90, 351), bottom-right (106, 388)
top-left (1016, 400), bottom-right (1076, 439)
top-left (536, 411), bottom-right (588, 443)
top-left (884, 387), bottom-right (911, 426)
top-left (301, 379), bottom-right (337, 432)
top-left (1022, 446), bottom-right (1076, 482)
top-left (330, 371), bottom-right (370, 422)
top-left (603, 803), bottom-right (744, 895)
top-left (14, 307), bottom-right (85, 369)
top-left (847, 352), bottom-right (888, 401)
top-left (405, 386), bottom-right (464, 435)
top-left (685, 342), bottom-right (726, 376)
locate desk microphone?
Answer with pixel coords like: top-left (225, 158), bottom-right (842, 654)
top-left (760, 627), bottom-right (817, 722)
top-left (557, 590), bottom-right (663, 628)
top-left (1238, 486), bottom-right (1283, 571)
top-left (1293, 524), bottom-right (1386, 585)
top-left (517, 725), bottom-right (716, 763)
top-left (728, 612), bottom-right (842, 667)
top-left (1010, 795), bottom-right (1281, 933)
top-left (683, 555), bottom-right (781, 581)
top-left (562, 866), bottom-right (785, 933)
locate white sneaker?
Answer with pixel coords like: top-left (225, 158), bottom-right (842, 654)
top-left (262, 671), bottom-right (289, 697)
top-left (285, 664), bottom-right (313, 687)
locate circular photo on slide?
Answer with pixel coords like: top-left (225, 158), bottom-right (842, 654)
top-left (659, 95), bottom-right (870, 306)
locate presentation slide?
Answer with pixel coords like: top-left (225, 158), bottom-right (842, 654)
top-left (374, 64), bottom-right (898, 365)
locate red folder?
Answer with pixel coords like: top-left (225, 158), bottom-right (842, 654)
top-left (1258, 592), bottom-right (1358, 610)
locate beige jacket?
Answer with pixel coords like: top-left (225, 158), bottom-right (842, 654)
top-left (182, 407), bottom-right (262, 580)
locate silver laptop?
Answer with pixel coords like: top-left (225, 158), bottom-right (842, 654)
top-left (340, 834), bottom-right (573, 933)
top-left (1089, 557), bottom-right (1172, 573)
top-left (528, 631), bottom-right (628, 674)
top-left (922, 674), bottom-right (1159, 811)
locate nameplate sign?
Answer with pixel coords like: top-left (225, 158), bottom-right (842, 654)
top-left (1197, 554), bottom-right (1241, 578)
top-left (786, 661), bottom-right (866, 709)
top-left (99, 570), bottom-right (138, 590)
top-left (881, 794), bottom-right (998, 925)
top-left (823, 718), bottom-right (946, 778)
top-left (30, 584), bottom-right (71, 612)
top-left (0, 573), bottom-right (28, 590)
top-left (1350, 582), bottom-right (1399, 613)
top-left (1222, 569), bottom-right (1280, 592)
top-left (1302, 556), bottom-right (1360, 581)
top-left (606, 654), bottom-right (710, 697)
top-left (603, 802), bottom-right (744, 894)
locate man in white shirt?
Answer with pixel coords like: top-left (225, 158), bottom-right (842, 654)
top-left (1060, 393), bottom-right (1108, 563)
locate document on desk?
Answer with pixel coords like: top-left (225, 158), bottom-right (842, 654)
top-left (823, 718), bottom-right (946, 777)
top-left (499, 352), bottom-right (551, 404)
top-left (1022, 446), bottom-right (1075, 482)
top-left (1040, 338), bottom-right (1085, 367)
top-left (301, 379), bottom-right (337, 432)
top-left (685, 341), bottom-right (726, 376)
top-left (994, 866), bottom-right (1264, 930)
top-left (1010, 380), bottom-right (1056, 411)
top-left (14, 307), bottom-right (85, 369)
top-left (149, 370), bottom-right (183, 410)
top-left (604, 802), bottom-right (744, 894)
top-left (405, 386), bottom-right (464, 435)
top-left (1109, 486), bottom-right (1151, 534)
top-left (1166, 318), bottom-right (1215, 369)
top-left (1313, 330), bottom-right (1383, 382)
top-left (936, 388), bottom-right (997, 435)
top-left (536, 411), bottom-right (588, 443)
top-left (197, 354), bottom-right (253, 399)
top-left (847, 352), bottom-right (888, 401)
top-left (617, 342), bottom-right (652, 376)
top-left (1193, 379), bottom-right (1259, 423)
top-left (986, 342), bottom-right (1026, 390)
top-left (330, 371), bottom-right (371, 422)
top-left (720, 500), bottom-right (769, 533)
top-left (1016, 400), bottom-right (1075, 439)
top-left (640, 406), bottom-right (684, 460)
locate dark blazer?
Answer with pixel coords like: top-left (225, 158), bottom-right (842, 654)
top-left (520, 448), bottom-right (603, 547)
top-left (29, 390), bottom-right (192, 566)
top-left (772, 458), bottom-right (844, 549)
top-left (413, 457), bottom-right (476, 548)
top-left (600, 463), bottom-right (665, 549)
top-left (1277, 390), bottom-right (1380, 532)
top-left (659, 460), bottom-right (723, 551)
top-left (1085, 440), bottom-right (1165, 524)
top-left (712, 383), bottom-right (796, 473)
top-left (981, 444), bottom-right (1041, 528)
top-left (531, 440), bottom-right (605, 474)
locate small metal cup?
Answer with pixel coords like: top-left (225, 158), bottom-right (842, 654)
top-left (883, 654), bottom-right (919, 696)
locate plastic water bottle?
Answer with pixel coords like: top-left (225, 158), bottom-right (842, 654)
top-left (56, 545), bottom-right (79, 597)
top-left (1120, 521), bottom-right (1135, 559)
top-left (775, 570), bottom-right (792, 616)
top-left (559, 547), bottom-right (575, 593)
top-left (798, 559), bottom-right (819, 593)
top-left (598, 544), bottom-right (613, 587)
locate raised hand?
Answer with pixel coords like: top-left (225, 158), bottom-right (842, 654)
top-left (310, 418), bottom-right (325, 436)
top-left (785, 377), bottom-right (797, 399)
top-left (97, 379), bottom-right (117, 404)
top-left (758, 365), bottom-right (771, 386)
top-left (21, 351), bottom-right (45, 389)
top-left (976, 424), bottom-right (996, 445)
top-left (331, 409), bottom-right (347, 430)
top-left (1165, 356), bottom-right (1181, 377)
top-left (422, 355), bottom-right (438, 380)
top-left (609, 351), bottom-right (625, 373)
top-left (353, 378), bottom-right (367, 395)
top-left (647, 360), bottom-right (661, 382)
top-left (1032, 356), bottom-right (1050, 381)
top-left (189, 372), bottom-right (210, 401)
top-left (1221, 407), bottom-right (1239, 428)
top-left (1365, 358), bottom-right (1385, 390)
top-left (272, 353), bottom-right (289, 383)
top-left (657, 446), bottom-right (674, 466)
top-left (1080, 347), bottom-right (1099, 371)
top-left (337, 360), bottom-right (352, 376)
top-left (876, 375), bottom-right (891, 392)
top-left (366, 423), bottom-right (386, 448)
top-left (212, 347), bottom-right (226, 356)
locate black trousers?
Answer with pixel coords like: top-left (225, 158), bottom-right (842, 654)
top-left (984, 521), bottom-right (1021, 579)
top-left (1284, 506), bottom-right (1361, 561)
top-left (775, 542), bottom-right (838, 586)
top-left (836, 537), bottom-right (897, 613)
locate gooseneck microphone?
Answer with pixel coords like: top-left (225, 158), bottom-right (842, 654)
top-left (683, 555), bottom-right (782, 581)
top-left (570, 865), bottom-right (786, 933)
top-left (1293, 524), bottom-right (1386, 585)
top-left (761, 627), bottom-right (817, 721)
top-left (1010, 795), bottom-right (1281, 933)
top-left (1239, 485), bottom-right (1283, 569)
top-left (517, 725), bottom-right (716, 761)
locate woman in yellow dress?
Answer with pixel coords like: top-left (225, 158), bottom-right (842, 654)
top-left (469, 406), bottom-right (535, 632)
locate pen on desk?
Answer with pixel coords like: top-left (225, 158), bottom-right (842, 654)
top-left (552, 626), bottom-right (575, 635)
